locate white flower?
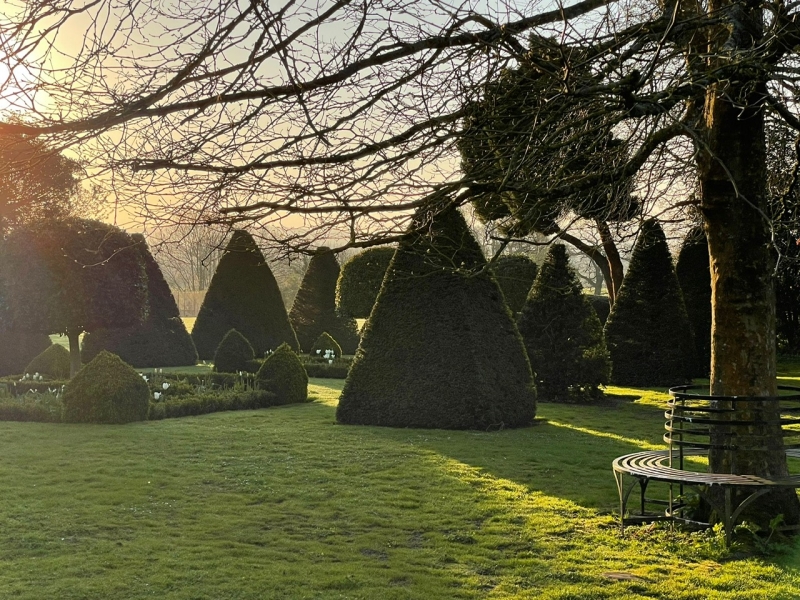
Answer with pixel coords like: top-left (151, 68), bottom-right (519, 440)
top-left (238, 371), bottom-right (243, 377)
top-left (140, 374), bottom-right (149, 382)
top-left (153, 391), bottom-right (161, 400)
top-left (162, 382), bottom-right (170, 390)
top-left (328, 359), bottom-right (333, 365)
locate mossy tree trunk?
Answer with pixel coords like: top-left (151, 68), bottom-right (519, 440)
top-left (698, 3), bottom-right (800, 524)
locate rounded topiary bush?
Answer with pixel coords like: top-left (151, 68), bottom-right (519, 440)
top-left (337, 203), bottom-right (536, 430)
top-left (491, 254), bottom-right (538, 314)
top-left (336, 247), bottom-right (395, 318)
top-left (62, 350), bottom-right (150, 423)
top-left (604, 219), bottom-right (695, 387)
top-left (255, 343), bottom-right (308, 405)
top-left (309, 331), bottom-right (342, 359)
top-left (517, 244), bottom-right (610, 402)
top-left (213, 329), bottom-right (256, 373)
top-left (0, 329), bottom-right (51, 376)
top-left (675, 225), bottom-right (711, 377)
top-left (290, 248), bottom-right (360, 354)
top-left (25, 344), bottom-right (71, 379)
top-left (192, 230), bottom-right (299, 359)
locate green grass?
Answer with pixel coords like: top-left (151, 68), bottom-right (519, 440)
top-left (2, 378), bottom-right (800, 598)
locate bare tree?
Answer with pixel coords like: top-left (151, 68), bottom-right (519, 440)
top-left (3, 0), bottom-right (800, 522)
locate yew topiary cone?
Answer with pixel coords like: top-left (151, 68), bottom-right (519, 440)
top-left (517, 244), bottom-right (609, 401)
top-left (604, 219), bottom-right (695, 387)
top-left (192, 230), bottom-right (299, 359)
top-left (337, 203), bottom-right (536, 430)
top-left (255, 343), bottom-right (308, 405)
top-left (676, 225), bottom-right (711, 377)
top-left (290, 248), bottom-right (360, 354)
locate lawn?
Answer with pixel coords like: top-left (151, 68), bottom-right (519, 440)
top-left (2, 378), bottom-right (800, 599)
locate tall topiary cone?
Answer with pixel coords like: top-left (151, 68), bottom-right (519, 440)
top-left (517, 244), bottom-right (610, 401)
top-left (82, 234), bottom-right (198, 367)
top-left (336, 247), bottom-right (395, 319)
top-left (289, 248), bottom-right (360, 354)
top-left (192, 230), bottom-right (299, 359)
top-left (491, 254), bottom-right (538, 314)
top-left (337, 203), bottom-right (536, 429)
top-left (676, 225), bottom-right (711, 377)
top-left (604, 219), bottom-right (695, 387)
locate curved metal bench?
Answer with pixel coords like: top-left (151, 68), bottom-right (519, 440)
top-left (612, 385), bottom-right (800, 545)
top-left (613, 448), bottom-right (800, 545)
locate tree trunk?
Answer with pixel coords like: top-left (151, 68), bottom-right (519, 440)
top-left (558, 229), bottom-right (615, 304)
top-left (67, 328), bottom-right (82, 378)
top-left (698, 56), bottom-right (800, 525)
top-left (596, 220), bottom-right (624, 304)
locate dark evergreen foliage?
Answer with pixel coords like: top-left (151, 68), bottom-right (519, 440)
top-left (81, 234), bottom-right (198, 367)
top-left (192, 230), bottom-right (299, 359)
top-left (289, 248), bottom-right (360, 354)
top-left (337, 203), bottom-right (536, 429)
top-left (517, 244), bottom-right (610, 401)
top-left (63, 351), bottom-right (150, 423)
top-left (604, 219), bottom-right (695, 386)
top-left (491, 254), bottom-right (538, 314)
top-left (0, 329), bottom-right (51, 376)
top-left (310, 331), bottom-right (342, 358)
top-left (2, 218), bottom-right (148, 335)
top-left (589, 296), bottom-right (611, 324)
top-left (213, 329), bottom-right (256, 373)
top-left (25, 344), bottom-right (71, 379)
top-left (336, 247), bottom-right (395, 318)
top-left (255, 343), bottom-right (309, 405)
top-left (675, 226), bottom-right (712, 375)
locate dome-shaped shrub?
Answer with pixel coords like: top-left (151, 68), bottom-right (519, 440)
top-left (336, 247), bottom-right (395, 318)
top-left (309, 332), bottom-right (342, 359)
top-left (337, 203), bottom-right (536, 430)
top-left (62, 351), bottom-right (150, 423)
top-left (192, 230), bottom-right (299, 359)
top-left (290, 248), bottom-right (360, 354)
top-left (0, 329), bottom-right (51, 376)
top-left (213, 329), bottom-right (256, 373)
top-left (25, 344), bottom-right (71, 380)
top-left (255, 343), bottom-right (308, 405)
top-left (604, 219), bottom-right (695, 387)
top-left (675, 225), bottom-right (711, 377)
top-left (517, 244), bottom-right (610, 401)
top-left (82, 235), bottom-right (197, 368)
top-left (491, 254), bottom-right (538, 314)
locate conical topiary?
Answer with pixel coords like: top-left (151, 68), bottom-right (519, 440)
top-left (62, 351), bottom-right (151, 423)
top-left (589, 296), bottom-right (611, 325)
top-left (309, 332), bottom-right (342, 359)
top-left (255, 342), bottom-right (308, 405)
top-left (337, 203), bottom-right (536, 429)
top-left (517, 244), bottom-right (610, 401)
top-left (491, 254), bottom-right (538, 314)
top-left (81, 234), bottom-right (198, 367)
top-left (336, 247), bottom-right (395, 318)
top-left (604, 219), bottom-right (695, 387)
top-left (675, 225), bottom-right (711, 377)
top-left (192, 230), bottom-right (299, 359)
top-left (289, 248), bottom-right (360, 354)
top-left (25, 344), bottom-right (71, 380)
top-left (213, 329), bottom-right (256, 373)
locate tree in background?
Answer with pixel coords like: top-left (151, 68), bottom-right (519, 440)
top-left (517, 244), bottom-right (609, 401)
top-left (192, 230), bottom-right (298, 359)
top-left (336, 247), bottom-right (395, 319)
top-left (676, 226), bottom-right (712, 376)
top-left (2, 218), bottom-right (148, 377)
top-left (290, 248), bottom-right (360, 354)
top-left (337, 203), bottom-right (535, 429)
top-left (604, 220), bottom-right (695, 387)
top-left (491, 255), bottom-right (538, 314)
top-left (81, 234), bottom-right (197, 367)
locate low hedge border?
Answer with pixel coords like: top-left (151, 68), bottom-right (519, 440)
top-left (300, 357), bottom-right (352, 379)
